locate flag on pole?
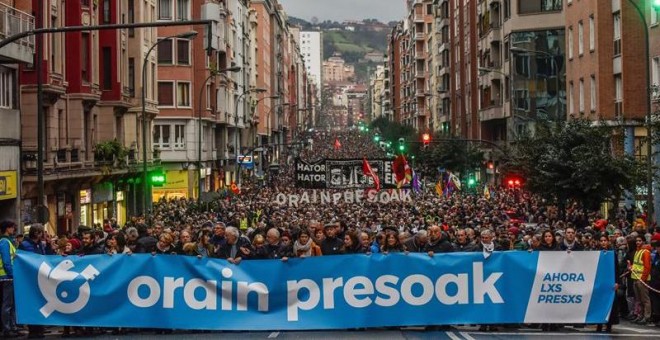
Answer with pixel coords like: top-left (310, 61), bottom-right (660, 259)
top-left (435, 178), bottom-right (443, 197)
top-left (230, 181), bottom-right (241, 195)
top-left (484, 185), bottom-right (491, 200)
top-left (412, 171), bottom-right (421, 194)
top-left (334, 138), bottom-right (341, 151)
top-left (448, 172), bottom-right (462, 191)
top-left (393, 155), bottom-right (412, 188)
top-left (362, 158), bottom-right (380, 191)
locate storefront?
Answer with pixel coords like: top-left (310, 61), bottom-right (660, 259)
top-left (92, 182), bottom-right (114, 227)
top-left (0, 170), bottom-right (18, 221)
top-left (79, 189), bottom-right (92, 227)
top-left (116, 191), bottom-right (126, 226)
top-left (152, 170), bottom-right (190, 202)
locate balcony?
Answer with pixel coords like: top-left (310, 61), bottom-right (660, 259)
top-left (486, 23), bottom-right (502, 44)
top-left (415, 33), bottom-right (425, 41)
top-left (0, 2), bottom-right (35, 64)
top-left (479, 104), bottom-right (505, 122)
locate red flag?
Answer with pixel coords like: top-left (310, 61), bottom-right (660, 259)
top-left (362, 158), bottom-right (380, 191)
top-left (334, 138), bottom-right (341, 150)
top-left (230, 181), bottom-right (241, 195)
top-left (393, 155), bottom-right (412, 188)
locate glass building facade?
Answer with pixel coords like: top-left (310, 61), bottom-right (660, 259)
top-left (510, 29), bottom-right (566, 122)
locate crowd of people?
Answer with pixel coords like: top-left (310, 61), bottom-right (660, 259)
top-left (1, 128), bottom-right (660, 337)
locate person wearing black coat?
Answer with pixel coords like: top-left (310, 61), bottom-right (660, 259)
top-left (596, 234), bottom-right (621, 332)
top-left (424, 225), bottom-right (454, 256)
top-left (320, 223), bottom-right (344, 255)
top-left (215, 227), bottom-right (252, 263)
top-left (538, 230), bottom-right (561, 251)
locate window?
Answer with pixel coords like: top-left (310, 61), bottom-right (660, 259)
top-left (579, 79), bottom-right (584, 113)
top-left (158, 81), bottom-right (174, 106)
top-left (589, 16), bottom-right (595, 51)
top-left (504, 0), bottom-right (510, 20)
top-left (128, 0), bottom-right (134, 36)
top-left (613, 13), bottom-right (621, 55)
top-left (177, 82), bottom-right (191, 107)
top-left (569, 82), bottom-right (574, 114)
top-left (102, 47), bottom-right (112, 90)
top-left (653, 57), bottom-right (660, 86)
top-left (0, 67), bottom-right (16, 109)
top-left (157, 39), bottom-right (173, 64)
top-left (568, 27), bottom-right (573, 59)
top-left (518, 0), bottom-right (562, 14)
top-left (615, 75), bottom-right (622, 102)
top-left (174, 124), bottom-right (185, 149)
top-left (590, 75), bottom-right (596, 111)
top-left (159, 0), bottom-right (172, 20)
top-left (103, 0), bottom-right (111, 24)
top-left (153, 125), bottom-right (171, 148)
top-left (206, 84), bottom-right (211, 109)
top-left (81, 33), bottom-right (90, 82)
top-left (128, 58), bottom-right (135, 96)
top-left (578, 22), bottom-right (584, 56)
top-left (177, 0), bottom-right (190, 20)
top-left (653, 5), bottom-right (660, 25)
top-left (176, 39), bottom-right (190, 65)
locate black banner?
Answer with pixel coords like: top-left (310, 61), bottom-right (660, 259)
top-left (294, 158), bottom-right (402, 189)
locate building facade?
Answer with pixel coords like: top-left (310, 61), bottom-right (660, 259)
top-left (299, 30), bottom-right (323, 97)
top-left (0, 0), bottom-right (33, 223)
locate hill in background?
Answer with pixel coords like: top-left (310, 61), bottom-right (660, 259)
top-left (289, 17), bottom-right (392, 82)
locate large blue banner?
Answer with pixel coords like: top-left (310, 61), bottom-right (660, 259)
top-left (14, 251), bottom-right (615, 330)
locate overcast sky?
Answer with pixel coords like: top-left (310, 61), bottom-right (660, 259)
top-left (279, 0), bottom-right (406, 22)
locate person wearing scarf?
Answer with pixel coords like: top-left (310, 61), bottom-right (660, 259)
top-left (473, 229), bottom-right (502, 332)
top-left (560, 227), bottom-right (584, 251)
top-left (294, 229), bottom-right (321, 257)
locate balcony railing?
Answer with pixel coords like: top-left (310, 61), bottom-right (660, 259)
top-left (0, 3), bottom-right (35, 50)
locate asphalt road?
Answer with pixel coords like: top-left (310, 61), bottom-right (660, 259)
top-left (26, 322), bottom-right (660, 339)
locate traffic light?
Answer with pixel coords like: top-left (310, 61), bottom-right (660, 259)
top-left (504, 175), bottom-right (523, 189)
top-left (398, 138), bottom-right (406, 153)
top-left (467, 175), bottom-right (476, 188)
top-left (374, 134), bottom-right (381, 142)
top-left (149, 169), bottom-right (166, 187)
top-left (422, 133), bottom-right (431, 149)
top-left (655, 0), bottom-right (660, 9)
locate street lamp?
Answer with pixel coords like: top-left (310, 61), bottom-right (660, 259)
top-left (234, 88), bottom-right (267, 186)
top-left (196, 65), bottom-right (241, 200)
top-left (141, 30), bottom-right (197, 215)
top-left (509, 46), bottom-right (562, 121)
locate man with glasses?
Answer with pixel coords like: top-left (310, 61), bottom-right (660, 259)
top-left (630, 236), bottom-right (652, 325)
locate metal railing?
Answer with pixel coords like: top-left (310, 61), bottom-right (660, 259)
top-left (0, 3), bottom-right (35, 50)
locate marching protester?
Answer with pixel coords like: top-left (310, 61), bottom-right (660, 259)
top-left (0, 220), bottom-right (19, 338)
top-left (11, 128), bottom-right (660, 334)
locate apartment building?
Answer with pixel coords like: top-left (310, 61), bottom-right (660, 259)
top-left (477, 0), bottom-right (565, 143)
top-left (370, 65), bottom-right (386, 120)
top-left (429, 0), bottom-right (451, 134)
top-left (565, 0), bottom-right (648, 145)
top-left (300, 31), bottom-right (323, 97)
top-left (0, 0), bottom-right (33, 222)
top-left (386, 23), bottom-right (404, 123)
top-left (323, 53), bottom-right (355, 83)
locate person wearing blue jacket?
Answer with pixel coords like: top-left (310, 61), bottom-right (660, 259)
top-left (0, 220), bottom-right (19, 338)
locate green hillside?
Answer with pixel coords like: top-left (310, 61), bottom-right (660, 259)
top-left (323, 30), bottom-right (387, 62)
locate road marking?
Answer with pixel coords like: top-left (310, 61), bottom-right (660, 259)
top-left (446, 331), bottom-right (463, 340)
top-left (268, 331), bottom-right (280, 338)
top-left (470, 331), bottom-right (660, 337)
top-left (459, 332), bottom-right (476, 340)
top-left (614, 326), bottom-right (658, 334)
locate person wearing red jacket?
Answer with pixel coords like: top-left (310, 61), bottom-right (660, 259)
top-left (630, 236), bottom-right (653, 325)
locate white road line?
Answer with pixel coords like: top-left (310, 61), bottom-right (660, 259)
top-left (614, 326), bottom-right (658, 334)
top-left (268, 331), bottom-right (280, 338)
top-left (446, 331), bottom-right (463, 340)
top-left (459, 331), bottom-right (476, 340)
top-left (470, 331), bottom-right (660, 337)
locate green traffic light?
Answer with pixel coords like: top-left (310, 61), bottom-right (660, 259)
top-left (398, 145), bottom-right (405, 152)
top-left (374, 135), bottom-right (380, 142)
top-left (467, 178), bottom-right (476, 187)
top-left (655, 0), bottom-right (660, 9)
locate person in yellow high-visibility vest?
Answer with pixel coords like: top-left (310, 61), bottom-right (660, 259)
top-left (0, 220), bottom-right (19, 338)
top-left (630, 236), bottom-right (652, 325)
